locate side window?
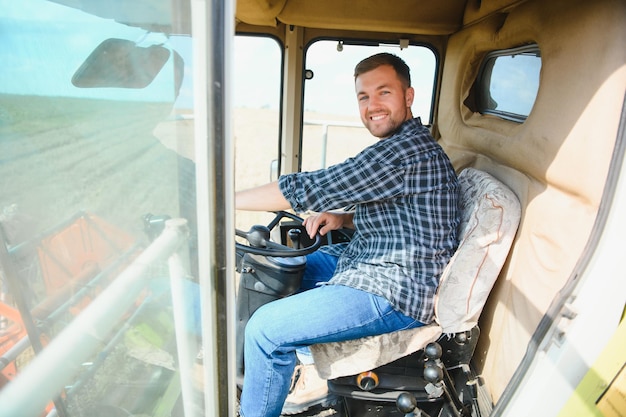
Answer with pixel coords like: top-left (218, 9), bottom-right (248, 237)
top-left (234, 35), bottom-right (282, 228)
top-left (301, 40), bottom-right (437, 172)
top-left (475, 45), bottom-right (541, 122)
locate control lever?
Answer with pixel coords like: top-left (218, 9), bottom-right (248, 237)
top-left (423, 342), bottom-right (445, 399)
top-left (396, 392), bottom-right (432, 417)
top-left (423, 342), bottom-right (471, 417)
top-left (288, 228), bottom-right (302, 249)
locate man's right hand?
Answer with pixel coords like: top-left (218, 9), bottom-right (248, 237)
top-left (302, 212), bottom-right (354, 239)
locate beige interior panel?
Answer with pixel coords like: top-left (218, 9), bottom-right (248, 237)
top-left (463, 0), bottom-right (528, 25)
top-left (235, 0), bottom-right (287, 27)
top-left (439, 0), bottom-right (626, 402)
top-left (236, 0), bottom-right (467, 34)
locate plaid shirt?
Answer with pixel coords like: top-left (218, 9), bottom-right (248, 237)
top-left (279, 118), bottom-right (459, 323)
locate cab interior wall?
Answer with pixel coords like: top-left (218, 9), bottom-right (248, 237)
top-left (437, 0), bottom-right (626, 403)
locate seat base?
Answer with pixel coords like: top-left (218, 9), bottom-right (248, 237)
top-left (326, 327), bottom-right (481, 417)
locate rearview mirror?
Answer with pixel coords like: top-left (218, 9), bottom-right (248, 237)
top-left (72, 38), bottom-right (174, 89)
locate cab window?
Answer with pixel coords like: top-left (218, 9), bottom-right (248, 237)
top-left (233, 35), bottom-right (282, 228)
top-left (301, 40), bottom-right (437, 171)
top-left (475, 45), bottom-right (541, 122)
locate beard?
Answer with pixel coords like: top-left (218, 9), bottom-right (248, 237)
top-left (363, 108), bottom-right (410, 139)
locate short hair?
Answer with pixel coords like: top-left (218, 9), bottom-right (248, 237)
top-left (354, 53), bottom-right (411, 88)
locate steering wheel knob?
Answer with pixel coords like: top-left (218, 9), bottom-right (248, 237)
top-left (247, 225), bottom-right (271, 247)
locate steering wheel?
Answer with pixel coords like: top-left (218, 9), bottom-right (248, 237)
top-left (235, 211), bottom-right (322, 257)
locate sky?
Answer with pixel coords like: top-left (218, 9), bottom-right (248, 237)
top-left (1, 0), bottom-right (539, 118)
top-left (231, 36), bottom-right (438, 120)
top-left (0, 0), bottom-right (435, 117)
top-left (0, 0), bottom-right (182, 103)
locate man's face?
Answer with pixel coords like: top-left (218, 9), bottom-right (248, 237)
top-left (355, 64), bottom-right (414, 139)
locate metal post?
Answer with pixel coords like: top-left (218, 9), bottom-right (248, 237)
top-left (169, 248), bottom-right (201, 417)
top-left (321, 123), bottom-right (329, 169)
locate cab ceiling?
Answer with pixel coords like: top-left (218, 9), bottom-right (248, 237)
top-left (235, 0), bottom-right (517, 34)
top-left (236, 0), bottom-right (466, 34)
top-left (46, 0), bottom-right (526, 37)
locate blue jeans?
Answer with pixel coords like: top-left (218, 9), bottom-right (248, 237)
top-left (239, 252), bottom-right (424, 417)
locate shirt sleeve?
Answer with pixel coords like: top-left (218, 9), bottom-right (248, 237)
top-left (278, 118), bottom-right (451, 214)
top-left (278, 147), bottom-right (407, 213)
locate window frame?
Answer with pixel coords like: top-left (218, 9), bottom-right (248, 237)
top-left (475, 44), bottom-right (542, 123)
top-left (298, 37), bottom-right (440, 172)
top-left (302, 36), bottom-right (440, 125)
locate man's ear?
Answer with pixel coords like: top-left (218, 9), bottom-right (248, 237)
top-left (405, 86), bottom-right (415, 107)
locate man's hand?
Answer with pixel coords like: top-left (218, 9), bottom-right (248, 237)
top-left (303, 212), bottom-right (354, 239)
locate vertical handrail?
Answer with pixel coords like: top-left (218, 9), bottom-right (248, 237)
top-left (168, 247), bottom-right (200, 417)
top-left (0, 219), bottom-right (189, 417)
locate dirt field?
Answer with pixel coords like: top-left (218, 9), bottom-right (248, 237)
top-left (0, 95), bottom-right (184, 244)
top-left (0, 94), bottom-right (373, 240)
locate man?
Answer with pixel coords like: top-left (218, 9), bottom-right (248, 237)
top-left (236, 53), bottom-right (459, 417)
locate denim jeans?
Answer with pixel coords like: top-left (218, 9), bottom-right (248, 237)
top-left (238, 251), bottom-right (424, 417)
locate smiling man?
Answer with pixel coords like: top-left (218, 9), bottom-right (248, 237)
top-left (235, 53), bottom-right (460, 417)
top-left (355, 55), bottom-right (414, 138)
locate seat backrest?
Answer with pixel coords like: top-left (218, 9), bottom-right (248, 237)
top-left (435, 168), bottom-right (521, 334)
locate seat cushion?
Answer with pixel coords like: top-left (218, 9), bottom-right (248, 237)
top-left (309, 323), bottom-right (442, 380)
top-left (435, 168), bottom-right (521, 334)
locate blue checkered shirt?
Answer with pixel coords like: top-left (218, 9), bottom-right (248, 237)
top-left (278, 118), bottom-right (459, 323)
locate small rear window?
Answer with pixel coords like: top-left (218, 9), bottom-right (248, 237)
top-left (473, 45), bottom-right (541, 122)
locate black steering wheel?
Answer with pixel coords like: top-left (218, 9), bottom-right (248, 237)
top-left (235, 211), bottom-right (322, 257)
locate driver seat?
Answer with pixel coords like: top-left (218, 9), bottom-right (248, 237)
top-left (308, 167), bottom-right (521, 414)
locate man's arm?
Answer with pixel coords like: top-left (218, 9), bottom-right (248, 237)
top-left (235, 181), bottom-right (292, 211)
